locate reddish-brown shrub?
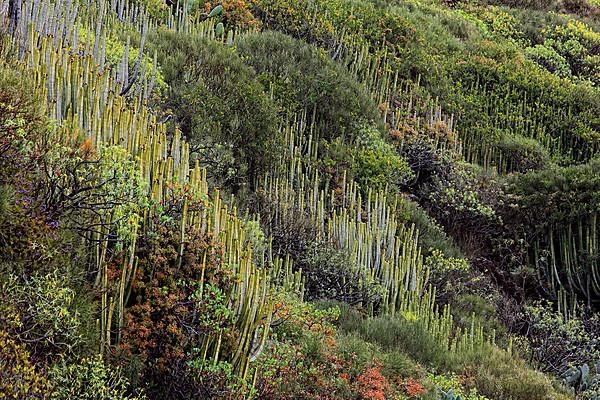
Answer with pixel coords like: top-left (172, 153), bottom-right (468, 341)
top-left (116, 219), bottom-right (234, 397)
top-left (356, 366), bottom-right (388, 400)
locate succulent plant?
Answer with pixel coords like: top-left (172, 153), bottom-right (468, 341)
top-left (208, 4), bottom-right (224, 18)
top-left (215, 22), bottom-right (225, 36)
top-left (440, 388), bottom-right (463, 400)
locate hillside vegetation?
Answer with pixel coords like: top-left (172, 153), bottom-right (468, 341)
top-left (1, 0), bottom-right (600, 399)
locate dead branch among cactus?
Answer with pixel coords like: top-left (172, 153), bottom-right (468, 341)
top-left (120, 17), bottom-right (148, 96)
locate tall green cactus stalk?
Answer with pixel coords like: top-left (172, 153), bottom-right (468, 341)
top-left (532, 214), bottom-right (600, 305)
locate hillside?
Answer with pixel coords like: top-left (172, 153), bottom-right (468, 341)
top-left (1, 0), bottom-right (600, 399)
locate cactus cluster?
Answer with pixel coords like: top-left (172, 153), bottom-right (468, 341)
top-left (331, 1), bottom-right (600, 315)
top-left (1, 0), bottom-right (304, 383)
top-left (531, 214), bottom-right (600, 304)
top-left (261, 112), bottom-right (493, 355)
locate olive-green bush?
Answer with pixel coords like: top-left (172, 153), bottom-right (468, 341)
top-left (236, 31), bottom-right (380, 142)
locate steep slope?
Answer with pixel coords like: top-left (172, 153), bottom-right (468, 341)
top-left (1, 0), bottom-right (600, 399)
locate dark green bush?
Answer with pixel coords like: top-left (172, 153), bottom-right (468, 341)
top-left (495, 133), bottom-right (551, 172)
top-left (396, 196), bottom-right (463, 259)
top-left (519, 301), bottom-right (600, 375)
top-left (502, 158), bottom-right (600, 226)
top-left (151, 30), bottom-right (279, 189)
top-left (422, 163), bottom-right (501, 255)
top-left (425, 249), bottom-right (471, 300)
top-left (398, 133), bottom-right (456, 191)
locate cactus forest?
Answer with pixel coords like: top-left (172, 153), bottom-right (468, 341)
top-left (2, 0), bottom-right (600, 398)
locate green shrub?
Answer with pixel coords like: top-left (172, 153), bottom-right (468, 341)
top-left (398, 133), bottom-right (456, 191)
top-left (482, 0), bottom-right (561, 10)
top-left (130, 0), bottom-right (171, 20)
top-left (495, 133), bottom-right (552, 172)
top-left (242, 218), bottom-right (267, 265)
top-left (0, 63), bottom-right (46, 182)
top-left (342, 315), bottom-right (449, 368)
top-left (481, 0), bottom-right (598, 15)
top-left (381, 350), bottom-right (421, 380)
top-left (250, 0), bottom-right (418, 56)
top-left (235, 31), bottom-right (380, 142)
top-left (526, 44), bottom-right (572, 77)
top-left (502, 158), bottom-right (600, 227)
top-left (521, 301), bottom-right (600, 375)
top-left (335, 308), bottom-right (571, 400)
top-left (152, 30), bottom-right (279, 189)
top-left (469, 346), bottom-right (572, 400)
top-left (49, 355), bottom-right (145, 400)
top-left (352, 123), bottom-right (414, 194)
top-left (396, 196), bottom-right (463, 259)
top-left (426, 249), bottom-right (470, 275)
top-left (270, 291), bottom-right (340, 341)
top-left (1, 272), bottom-right (86, 363)
top-left (44, 144), bottom-right (147, 246)
top-left (319, 300), bottom-right (366, 330)
top-left (423, 163), bottom-right (501, 255)
top-left (505, 7), bottom-right (570, 45)
top-left (462, 5), bottom-right (522, 41)
top-left (428, 373), bottom-right (489, 400)
top-left (450, 294), bottom-right (509, 345)
top-left (425, 249), bottom-right (473, 303)
top-left (541, 20), bottom-right (600, 84)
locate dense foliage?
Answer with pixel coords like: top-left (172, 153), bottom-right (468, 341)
top-left (2, 0), bottom-right (600, 399)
